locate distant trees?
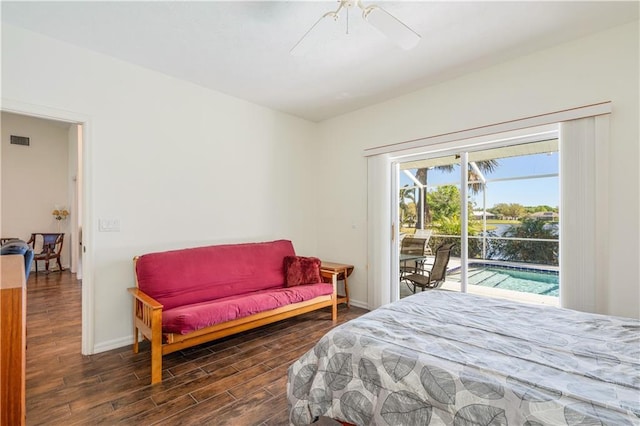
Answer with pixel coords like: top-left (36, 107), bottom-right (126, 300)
top-left (488, 203), bottom-right (559, 220)
top-left (490, 218), bottom-right (559, 265)
top-left (488, 203), bottom-right (526, 220)
top-left (524, 205), bottom-right (557, 214)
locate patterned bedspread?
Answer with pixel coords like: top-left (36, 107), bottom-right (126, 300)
top-left (287, 290), bottom-right (640, 425)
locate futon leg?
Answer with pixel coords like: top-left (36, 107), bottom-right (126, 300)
top-left (132, 325), bottom-right (139, 354)
top-left (150, 338), bottom-right (163, 384)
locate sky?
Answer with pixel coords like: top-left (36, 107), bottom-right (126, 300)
top-left (400, 152), bottom-right (559, 209)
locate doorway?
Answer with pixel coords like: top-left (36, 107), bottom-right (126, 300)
top-left (393, 130), bottom-right (560, 304)
top-left (1, 100), bottom-right (93, 355)
top-left (1, 113), bottom-right (81, 274)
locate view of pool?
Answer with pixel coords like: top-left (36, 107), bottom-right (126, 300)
top-left (449, 264), bottom-right (559, 296)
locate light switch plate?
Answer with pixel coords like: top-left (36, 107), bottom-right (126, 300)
top-left (98, 218), bottom-right (120, 232)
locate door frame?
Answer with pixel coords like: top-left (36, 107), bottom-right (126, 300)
top-left (391, 131), bottom-right (560, 301)
top-left (1, 98), bottom-right (95, 354)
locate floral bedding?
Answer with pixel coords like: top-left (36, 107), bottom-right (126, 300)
top-left (287, 290), bottom-right (640, 425)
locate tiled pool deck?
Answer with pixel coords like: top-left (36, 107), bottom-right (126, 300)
top-left (400, 257), bottom-right (560, 307)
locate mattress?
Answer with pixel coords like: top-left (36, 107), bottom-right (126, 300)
top-left (287, 290), bottom-right (639, 425)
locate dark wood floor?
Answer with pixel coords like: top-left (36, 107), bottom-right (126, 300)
top-left (25, 271), bottom-right (367, 425)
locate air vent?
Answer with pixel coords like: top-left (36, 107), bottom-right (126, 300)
top-left (10, 135), bottom-right (30, 146)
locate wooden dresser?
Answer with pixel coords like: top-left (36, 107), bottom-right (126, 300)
top-left (1, 254), bottom-right (27, 426)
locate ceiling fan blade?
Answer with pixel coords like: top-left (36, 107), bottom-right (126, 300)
top-left (363, 5), bottom-right (420, 50)
top-left (290, 12), bottom-right (339, 56)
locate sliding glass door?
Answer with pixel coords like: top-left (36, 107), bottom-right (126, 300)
top-left (398, 153), bottom-right (462, 298)
top-left (397, 138), bottom-right (559, 303)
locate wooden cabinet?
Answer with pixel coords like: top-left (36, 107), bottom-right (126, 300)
top-left (1, 254), bottom-right (27, 426)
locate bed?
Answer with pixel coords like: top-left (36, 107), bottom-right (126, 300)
top-left (287, 290), bottom-right (639, 425)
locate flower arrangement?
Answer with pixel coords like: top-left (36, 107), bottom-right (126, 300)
top-left (52, 208), bottom-right (69, 221)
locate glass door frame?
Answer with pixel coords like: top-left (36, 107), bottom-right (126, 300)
top-left (390, 127), bottom-right (559, 302)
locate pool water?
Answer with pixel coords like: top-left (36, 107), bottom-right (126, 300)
top-left (452, 265), bottom-right (559, 296)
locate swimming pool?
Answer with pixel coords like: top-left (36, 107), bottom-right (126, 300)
top-left (449, 264), bottom-right (559, 296)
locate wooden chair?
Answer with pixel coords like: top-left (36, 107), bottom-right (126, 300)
top-left (27, 233), bottom-right (64, 274)
top-left (404, 242), bottom-right (455, 293)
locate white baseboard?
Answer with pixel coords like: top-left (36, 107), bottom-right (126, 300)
top-left (29, 263), bottom-right (71, 272)
top-left (347, 298), bottom-right (369, 310)
top-left (93, 335), bottom-right (133, 354)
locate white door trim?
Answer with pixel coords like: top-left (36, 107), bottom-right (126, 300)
top-left (1, 97), bottom-right (95, 355)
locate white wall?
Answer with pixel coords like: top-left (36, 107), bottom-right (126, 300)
top-left (2, 24), bottom-right (320, 351)
top-left (1, 112), bottom-right (72, 269)
top-left (317, 20), bottom-right (640, 319)
top-left (2, 17), bottom-right (638, 357)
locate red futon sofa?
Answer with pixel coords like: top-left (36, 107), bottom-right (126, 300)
top-left (128, 239), bottom-right (338, 384)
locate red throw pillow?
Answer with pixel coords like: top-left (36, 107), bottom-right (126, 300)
top-left (284, 256), bottom-right (322, 287)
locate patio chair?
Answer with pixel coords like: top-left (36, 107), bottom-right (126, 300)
top-left (404, 242), bottom-right (455, 293)
top-left (400, 237), bottom-right (429, 278)
top-left (413, 229), bottom-right (433, 255)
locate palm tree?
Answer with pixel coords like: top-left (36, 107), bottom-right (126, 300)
top-left (399, 185), bottom-right (416, 227)
top-left (414, 159), bottom-right (499, 229)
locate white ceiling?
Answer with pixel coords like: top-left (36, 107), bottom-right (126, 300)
top-left (2, 1), bottom-right (638, 122)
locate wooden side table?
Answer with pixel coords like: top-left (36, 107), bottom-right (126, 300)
top-left (321, 261), bottom-right (354, 307)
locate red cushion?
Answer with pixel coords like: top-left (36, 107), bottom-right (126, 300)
top-left (284, 256), bottom-right (321, 287)
top-left (162, 283), bottom-right (334, 334)
top-left (135, 240), bottom-right (295, 310)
